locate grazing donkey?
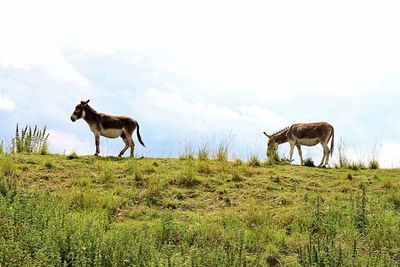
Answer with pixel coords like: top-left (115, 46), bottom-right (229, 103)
top-left (263, 122), bottom-right (334, 167)
top-left (70, 100), bottom-right (145, 158)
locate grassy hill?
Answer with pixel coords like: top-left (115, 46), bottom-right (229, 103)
top-left (1, 153), bottom-right (400, 266)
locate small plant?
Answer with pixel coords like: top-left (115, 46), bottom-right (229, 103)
top-left (99, 162), bottom-right (114, 184)
top-left (266, 146), bottom-right (282, 165)
top-left (369, 141), bottom-right (380, 170)
top-left (348, 161), bottom-right (366, 171)
top-left (197, 161), bottom-right (212, 174)
top-left (0, 140), bottom-right (4, 154)
top-left (248, 155), bottom-right (261, 167)
top-left (233, 158), bottom-right (243, 166)
top-left (1, 155), bottom-right (15, 176)
top-left (177, 159), bottom-right (200, 187)
top-left (39, 143), bottom-right (49, 155)
top-left (44, 160), bottom-right (54, 169)
top-left (11, 124), bottom-right (49, 154)
top-left (67, 152), bottom-right (79, 160)
top-left (381, 176), bottom-right (394, 189)
top-left (231, 167), bottom-right (244, 182)
top-left (179, 140), bottom-right (195, 160)
top-left (303, 157), bottom-right (315, 167)
top-left (127, 160), bottom-right (143, 181)
top-left (337, 137), bottom-right (350, 168)
top-left (197, 147), bottom-right (209, 161)
top-left (368, 159), bottom-right (379, 170)
top-left (0, 176), bottom-right (17, 198)
top-left (355, 184), bottom-right (368, 233)
top-left (214, 134), bottom-right (233, 162)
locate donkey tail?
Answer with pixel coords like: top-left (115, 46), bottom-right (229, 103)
top-left (330, 126), bottom-right (334, 156)
top-left (136, 122), bottom-right (146, 147)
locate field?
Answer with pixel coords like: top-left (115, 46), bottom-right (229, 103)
top-left (1, 153), bottom-right (400, 266)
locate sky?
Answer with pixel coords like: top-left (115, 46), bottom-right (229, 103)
top-left (1, 0), bottom-right (400, 167)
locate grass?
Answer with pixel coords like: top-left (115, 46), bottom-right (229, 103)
top-left (1, 154), bottom-right (400, 265)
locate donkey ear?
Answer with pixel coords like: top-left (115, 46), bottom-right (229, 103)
top-left (263, 132), bottom-right (271, 138)
top-left (81, 99), bottom-right (90, 105)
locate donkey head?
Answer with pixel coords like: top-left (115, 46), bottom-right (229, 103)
top-left (70, 100), bottom-right (90, 122)
top-left (263, 132), bottom-right (278, 155)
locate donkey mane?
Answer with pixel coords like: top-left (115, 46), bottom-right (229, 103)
top-left (84, 105), bottom-right (97, 114)
top-left (272, 127), bottom-right (289, 136)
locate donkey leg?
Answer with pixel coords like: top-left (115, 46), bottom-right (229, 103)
top-left (296, 145), bottom-right (303, 165)
top-left (94, 134), bottom-right (100, 156)
top-left (118, 138), bottom-right (129, 157)
top-left (128, 138), bottom-right (135, 158)
top-left (318, 143), bottom-right (328, 167)
top-left (289, 144), bottom-right (295, 164)
top-left (323, 143), bottom-right (330, 166)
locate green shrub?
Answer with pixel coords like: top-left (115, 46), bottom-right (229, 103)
top-left (127, 160), bottom-right (143, 181)
top-left (303, 157), bottom-right (315, 167)
top-left (177, 159), bottom-right (200, 187)
top-left (197, 147), bottom-right (209, 161)
top-left (1, 155), bottom-right (15, 176)
top-left (67, 152), bottom-right (79, 160)
top-left (248, 155), bottom-right (261, 167)
top-left (368, 159), bottom-right (379, 169)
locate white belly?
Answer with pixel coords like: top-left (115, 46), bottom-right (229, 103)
top-left (297, 138), bottom-right (319, 146)
top-left (100, 129), bottom-right (123, 138)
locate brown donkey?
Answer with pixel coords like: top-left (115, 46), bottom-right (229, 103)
top-left (70, 100), bottom-right (145, 157)
top-left (264, 122), bottom-right (334, 167)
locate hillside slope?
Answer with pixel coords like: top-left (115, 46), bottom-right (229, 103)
top-left (1, 154), bottom-right (400, 266)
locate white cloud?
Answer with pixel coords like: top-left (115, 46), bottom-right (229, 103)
top-left (0, 94), bottom-right (16, 111)
top-left (48, 130), bottom-right (92, 155)
top-left (379, 141), bottom-right (400, 168)
top-left (124, 88), bottom-right (287, 135)
top-left (2, 0), bottom-right (400, 101)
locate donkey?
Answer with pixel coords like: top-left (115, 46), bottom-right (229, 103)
top-left (70, 100), bottom-right (145, 158)
top-left (263, 122), bottom-right (334, 167)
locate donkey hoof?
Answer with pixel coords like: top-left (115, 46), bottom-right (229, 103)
top-left (94, 153), bottom-right (99, 157)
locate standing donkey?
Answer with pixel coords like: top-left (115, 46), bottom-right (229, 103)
top-left (70, 100), bottom-right (145, 158)
top-left (263, 122), bottom-right (334, 167)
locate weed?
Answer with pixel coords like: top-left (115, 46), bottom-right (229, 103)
top-left (177, 159), bottom-right (200, 187)
top-left (368, 159), bottom-right (379, 170)
top-left (0, 140), bottom-right (4, 154)
top-left (67, 152), bottom-right (79, 160)
top-left (303, 157), bottom-right (315, 167)
top-left (179, 140), bottom-right (195, 160)
top-left (381, 176), bottom-right (394, 189)
top-left (11, 124), bottom-right (49, 154)
top-left (214, 135), bottom-right (233, 161)
top-left (231, 167), bottom-right (244, 182)
top-left (266, 146), bottom-right (282, 165)
top-left (99, 161), bottom-right (115, 184)
top-left (127, 160), bottom-right (143, 181)
top-left (233, 158), bottom-right (243, 166)
top-left (197, 145), bottom-right (209, 161)
top-left (1, 155), bottom-right (15, 176)
top-left (44, 160), bottom-right (54, 169)
top-left (198, 161), bottom-right (212, 174)
top-left (355, 184), bottom-right (368, 233)
top-left (248, 155), bottom-right (261, 167)
top-left (337, 137), bottom-right (350, 168)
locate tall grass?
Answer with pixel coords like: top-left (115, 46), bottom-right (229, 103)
top-left (214, 135), bottom-right (233, 161)
top-left (337, 137), bottom-right (350, 168)
top-left (11, 124), bottom-right (49, 154)
top-left (0, 140), bottom-right (4, 154)
top-left (0, 155), bottom-right (15, 176)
